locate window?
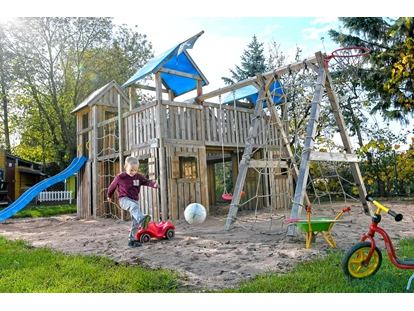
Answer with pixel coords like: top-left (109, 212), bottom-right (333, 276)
top-left (180, 157), bottom-right (198, 179)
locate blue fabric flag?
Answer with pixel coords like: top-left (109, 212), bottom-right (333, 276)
top-left (176, 31), bottom-right (204, 59)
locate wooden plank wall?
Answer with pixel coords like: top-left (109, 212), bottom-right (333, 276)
top-left (167, 145), bottom-right (208, 220)
top-left (123, 102), bottom-right (157, 151)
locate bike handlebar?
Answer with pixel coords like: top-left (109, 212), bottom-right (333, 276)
top-left (366, 194), bottom-right (403, 222)
top-left (388, 210), bottom-right (403, 221)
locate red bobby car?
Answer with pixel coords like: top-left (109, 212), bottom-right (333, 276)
top-left (136, 221), bottom-right (175, 244)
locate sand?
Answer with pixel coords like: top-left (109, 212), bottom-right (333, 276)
top-left (1, 200), bottom-right (413, 292)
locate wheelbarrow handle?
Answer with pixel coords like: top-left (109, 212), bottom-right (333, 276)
top-left (342, 206), bottom-right (351, 213)
top-left (284, 219), bottom-right (353, 224)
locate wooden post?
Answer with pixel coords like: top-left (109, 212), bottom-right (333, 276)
top-left (155, 73), bottom-right (168, 221)
top-left (118, 94), bottom-right (124, 171)
top-left (92, 105), bottom-right (98, 218)
top-left (117, 94), bottom-right (125, 220)
top-left (197, 79), bottom-right (209, 210)
top-left (129, 86), bottom-right (135, 110)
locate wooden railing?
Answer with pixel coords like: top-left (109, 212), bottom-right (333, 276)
top-left (119, 100), bottom-right (278, 152)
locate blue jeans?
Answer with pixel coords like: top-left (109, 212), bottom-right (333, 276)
top-left (119, 197), bottom-right (144, 241)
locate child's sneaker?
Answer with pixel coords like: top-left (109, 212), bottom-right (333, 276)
top-left (128, 240), bottom-right (142, 248)
top-left (139, 215), bottom-right (151, 230)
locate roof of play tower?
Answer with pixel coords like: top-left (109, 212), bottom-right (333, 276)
top-left (121, 31), bottom-right (209, 97)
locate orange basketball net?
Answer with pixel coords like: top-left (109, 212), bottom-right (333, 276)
top-left (323, 46), bottom-right (371, 69)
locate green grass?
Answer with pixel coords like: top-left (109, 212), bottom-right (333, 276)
top-left (215, 241), bottom-right (414, 293)
top-left (1, 204), bottom-right (77, 218)
top-left (0, 204), bottom-right (77, 218)
top-left (1, 204), bottom-right (414, 293)
top-left (0, 236), bottom-right (182, 293)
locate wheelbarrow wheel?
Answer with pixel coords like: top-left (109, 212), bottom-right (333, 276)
top-left (342, 241), bottom-right (382, 279)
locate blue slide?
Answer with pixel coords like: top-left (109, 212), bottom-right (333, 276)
top-left (0, 156), bottom-right (88, 222)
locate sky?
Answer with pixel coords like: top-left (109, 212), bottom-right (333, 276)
top-left (113, 16), bottom-right (341, 100)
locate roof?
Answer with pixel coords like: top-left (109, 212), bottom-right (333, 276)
top-left (18, 167), bottom-right (47, 176)
top-left (223, 80), bottom-right (284, 107)
top-left (121, 33), bottom-right (209, 97)
top-left (71, 80), bottom-right (129, 114)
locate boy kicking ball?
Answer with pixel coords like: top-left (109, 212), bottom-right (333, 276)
top-left (107, 156), bottom-right (160, 248)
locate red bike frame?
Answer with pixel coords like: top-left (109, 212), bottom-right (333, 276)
top-left (362, 196), bottom-right (414, 270)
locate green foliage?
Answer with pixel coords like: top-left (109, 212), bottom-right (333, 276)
top-left (357, 129), bottom-right (410, 197)
top-left (329, 17), bottom-right (414, 124)
top-left (325, 18), bottom-right (414, 198)
top-left (1, 17), bottom-right (154, 167)
top-left (395, 139), bottom-right (414, 196)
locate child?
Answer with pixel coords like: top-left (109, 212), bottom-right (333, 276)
top-left (107, 156), bottom-right (160, 248)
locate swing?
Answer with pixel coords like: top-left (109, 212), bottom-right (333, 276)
top-left (219, 91), bottom-right (245, 201)
top-left (222, 191), bottom-right (245, 201)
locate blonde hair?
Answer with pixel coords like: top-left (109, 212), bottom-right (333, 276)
top-left (124, 156), bottom-right (139, 168)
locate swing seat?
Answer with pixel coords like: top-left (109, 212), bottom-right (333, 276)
top-left (222, 191), bottom-right (245, 201)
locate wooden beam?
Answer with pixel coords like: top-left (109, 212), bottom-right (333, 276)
top-left (159, 67), bottom-right (202, 80)
top-left (134, 84), bottom-right (168, 93)
top-left (249, 159), bottom-right (288, 168)
top-left (309, 151), bottom-right (359, 162)
top-left (196, 56), bottom-right (318, 102)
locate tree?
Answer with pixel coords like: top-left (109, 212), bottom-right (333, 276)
top-left (0, 22), bottom-right (15, 150)
top-left (222, 35), bottom-right (266, 85)
top-left (328, 17), bottom-right (414, 124)
top-left (1, 18), bottom-right (153, 168)
top-left (327, 18), bottom-right (414, 198)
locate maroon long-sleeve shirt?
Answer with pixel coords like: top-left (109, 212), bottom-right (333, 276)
top-left (107, 172), bottom-right (157, 201)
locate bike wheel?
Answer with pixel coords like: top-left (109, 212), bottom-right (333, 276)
top-left (342, 241), bottom-right (382, 279)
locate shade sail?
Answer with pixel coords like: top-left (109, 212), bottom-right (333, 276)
top-left (222, 80), bottom-right (284, 107)
top-left (121, 33), bottom-right (208, 97)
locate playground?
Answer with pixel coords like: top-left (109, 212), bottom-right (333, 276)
top-left (1, 200), bottom-right (413, 291)
top-left (0, 29), bottom-right (413, 293)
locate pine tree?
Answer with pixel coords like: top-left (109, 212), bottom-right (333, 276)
top-left (222, 35), bottom-right (266, 85)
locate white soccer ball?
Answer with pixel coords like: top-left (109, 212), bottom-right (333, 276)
top-left (184, 203), bottom-right (206, 225)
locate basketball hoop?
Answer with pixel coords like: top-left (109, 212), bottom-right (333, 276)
top-left (324, 46), bottom-right (371, 79)
top-left (324, 46), bottom-right (371, 72)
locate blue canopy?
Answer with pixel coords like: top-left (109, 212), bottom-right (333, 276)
top-left (122, 35), bottom-right (208, 97)
top-left (223, 80), bottom-right (284, 107)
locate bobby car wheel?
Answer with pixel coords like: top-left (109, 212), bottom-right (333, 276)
top-left (342, 241), bottom-right (382, 279)
top-left (165, 229), bottom-right (175, 240)
top-left (139, 233), bottom-right (151, 244)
